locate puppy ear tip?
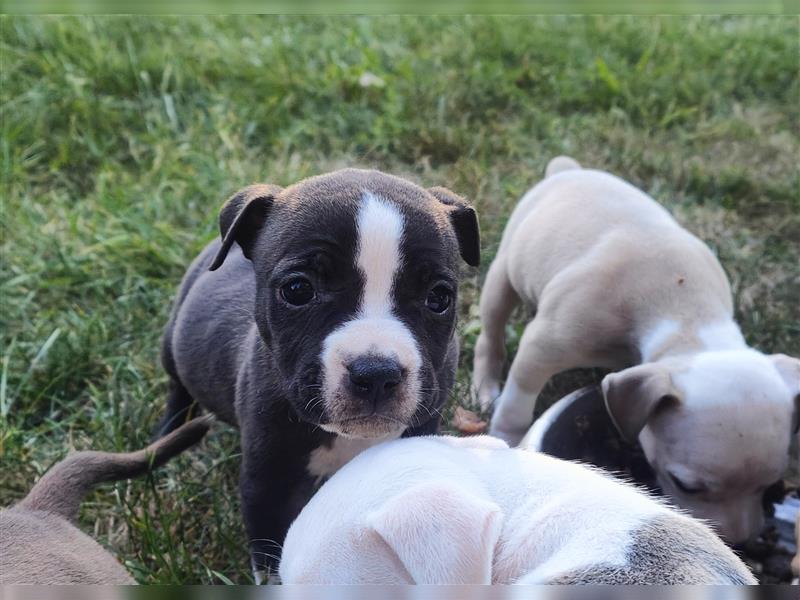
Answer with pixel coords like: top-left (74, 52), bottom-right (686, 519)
top-left (208, 255), bottom-right (224, 271)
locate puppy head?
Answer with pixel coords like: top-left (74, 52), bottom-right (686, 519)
top-left (603, 350), bottom-right (799, 545)
top-left (279, 481), bottom-right (503, 584)
top-left (209, 169), bottom-right (479, 439)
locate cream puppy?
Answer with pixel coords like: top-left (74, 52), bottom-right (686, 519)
top-left (279, 435), bottom-right (755, 584)
top-left (0, 417), bottom-right (210, 584)
top-left (472, 156), bottom-right (799, 544)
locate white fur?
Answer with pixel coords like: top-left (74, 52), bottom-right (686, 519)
top-left (280, 436), bottom-right (693, 584)
top-left (673, 348), bottom-right (792, 410)
top-left (697, 320), bottom-right (747, 352)
top-left (319, 193), bottom-right (422, 433)
top-left (639, 319), bottom-right (747, 362)
top-left (639, 319), bottom-right (681, 362)
top-left (306, 432), bottom-right (401, 481)
top-left (356, 192), bottom-right (404, 317)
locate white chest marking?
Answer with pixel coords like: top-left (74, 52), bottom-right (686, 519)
top-left (306, 433), bottom-right (400, 480)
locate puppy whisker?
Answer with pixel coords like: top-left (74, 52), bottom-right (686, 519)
top-left (305, 396), bottom-right (325, 414)
top-left (252, 551), bottom-right (283, 564)
top-left (249, 538), bottom-right (284, 550)
top-left (303, 395), bottom-right (322, 413)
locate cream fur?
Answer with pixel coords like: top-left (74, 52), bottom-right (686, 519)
top-left (476, 156), bottom-right (799, 544)
top-left (0, 417), bottom-right (209, 584)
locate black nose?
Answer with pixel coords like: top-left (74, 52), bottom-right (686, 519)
top-left (347, 356), bottom-right (403, 410)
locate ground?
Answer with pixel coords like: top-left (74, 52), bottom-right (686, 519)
top-left (1, 15), bottom-right (798, 584)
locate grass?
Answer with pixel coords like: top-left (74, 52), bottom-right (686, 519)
top-left (1, 15), bottom-right (798, 584)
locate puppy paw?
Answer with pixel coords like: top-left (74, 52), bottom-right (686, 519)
top-left (252, 569), bottom-right (269, 585)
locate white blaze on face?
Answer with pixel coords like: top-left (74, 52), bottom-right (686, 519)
top-left (320, 193), bottom-right (422, 435)
top-left (357, 193), bottom-right (404, 317)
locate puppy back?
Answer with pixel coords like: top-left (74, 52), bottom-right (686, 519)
top-left (547, 513), bottom-right (756, 584)
top-left (0, 509), bottom-right (136, 584)
top-left (17, 416), bottom-right (212, 521)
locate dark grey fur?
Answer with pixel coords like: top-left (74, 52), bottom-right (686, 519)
top-left (157, 168), bottom-right (479, 575)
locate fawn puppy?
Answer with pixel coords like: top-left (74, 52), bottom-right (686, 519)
top-left (473, 156), bottom-right (798, 544)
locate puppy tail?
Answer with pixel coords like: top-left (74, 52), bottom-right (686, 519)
top-left (545, 155), bottom-right (581, 177)
top-left (18, 415), bottom-right (213, 522)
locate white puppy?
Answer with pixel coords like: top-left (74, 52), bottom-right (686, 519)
top-left (279, 435), bottom-right (755, 584)
top-left (472, 156), bottom-right (799, 544)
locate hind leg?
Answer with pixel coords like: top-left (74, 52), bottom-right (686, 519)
top-left (156, 308), bottom-right (200, 437)
top-left (156, 378), bottom-right (200, 438)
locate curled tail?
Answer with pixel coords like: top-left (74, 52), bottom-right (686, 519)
top-left (545, 155), bottom-right (581, 177)
top-left (18, 415), bottom-right (212, 521)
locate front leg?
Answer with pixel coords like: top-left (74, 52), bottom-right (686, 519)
top-left (239, 418), bottom-right (316, 583)
top-left (489, 318), bottom-right (574, 446)
top-left (472, 253), bottom-right (520, 411)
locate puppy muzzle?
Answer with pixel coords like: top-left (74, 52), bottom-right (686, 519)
top-left (320, 316), bottom-right (423, 438)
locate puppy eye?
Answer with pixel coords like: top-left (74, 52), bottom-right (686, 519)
top-left (669, 472), bottom-right (704, 495)
top-left (425, 284), bottom-right (452, 314)
top-left (281, 277), bottom-right (315, 306)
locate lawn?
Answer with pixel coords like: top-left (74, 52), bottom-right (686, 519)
top-left (1, 15), bottom-right (798, 584)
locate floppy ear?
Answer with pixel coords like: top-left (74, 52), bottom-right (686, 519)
top-left (365, 481), bottom-right (503, 584)
top-left (209, 184), bottom-right (282, 270)
top-left (602, 364), bottom-right (681, 443)
top-left (428, 187), bottom-right (481, 267)
top-left (770, 354), bottom-right (800, 433)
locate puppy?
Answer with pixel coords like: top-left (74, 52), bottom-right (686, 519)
top-left (472, 156), bottom-right (799, 544)
top-left (157, 168), bottom-right (479, 579)
top-left (279, 435), bottom-right (755, 584)
top-left (0, 417), bottom-right (210, 584)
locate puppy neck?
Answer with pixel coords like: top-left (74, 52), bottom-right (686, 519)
top-left (639, 318), bottom-right (747, 362)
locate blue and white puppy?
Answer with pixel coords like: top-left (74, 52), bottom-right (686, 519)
top-left (156, 168), bottom-right (479, 579)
